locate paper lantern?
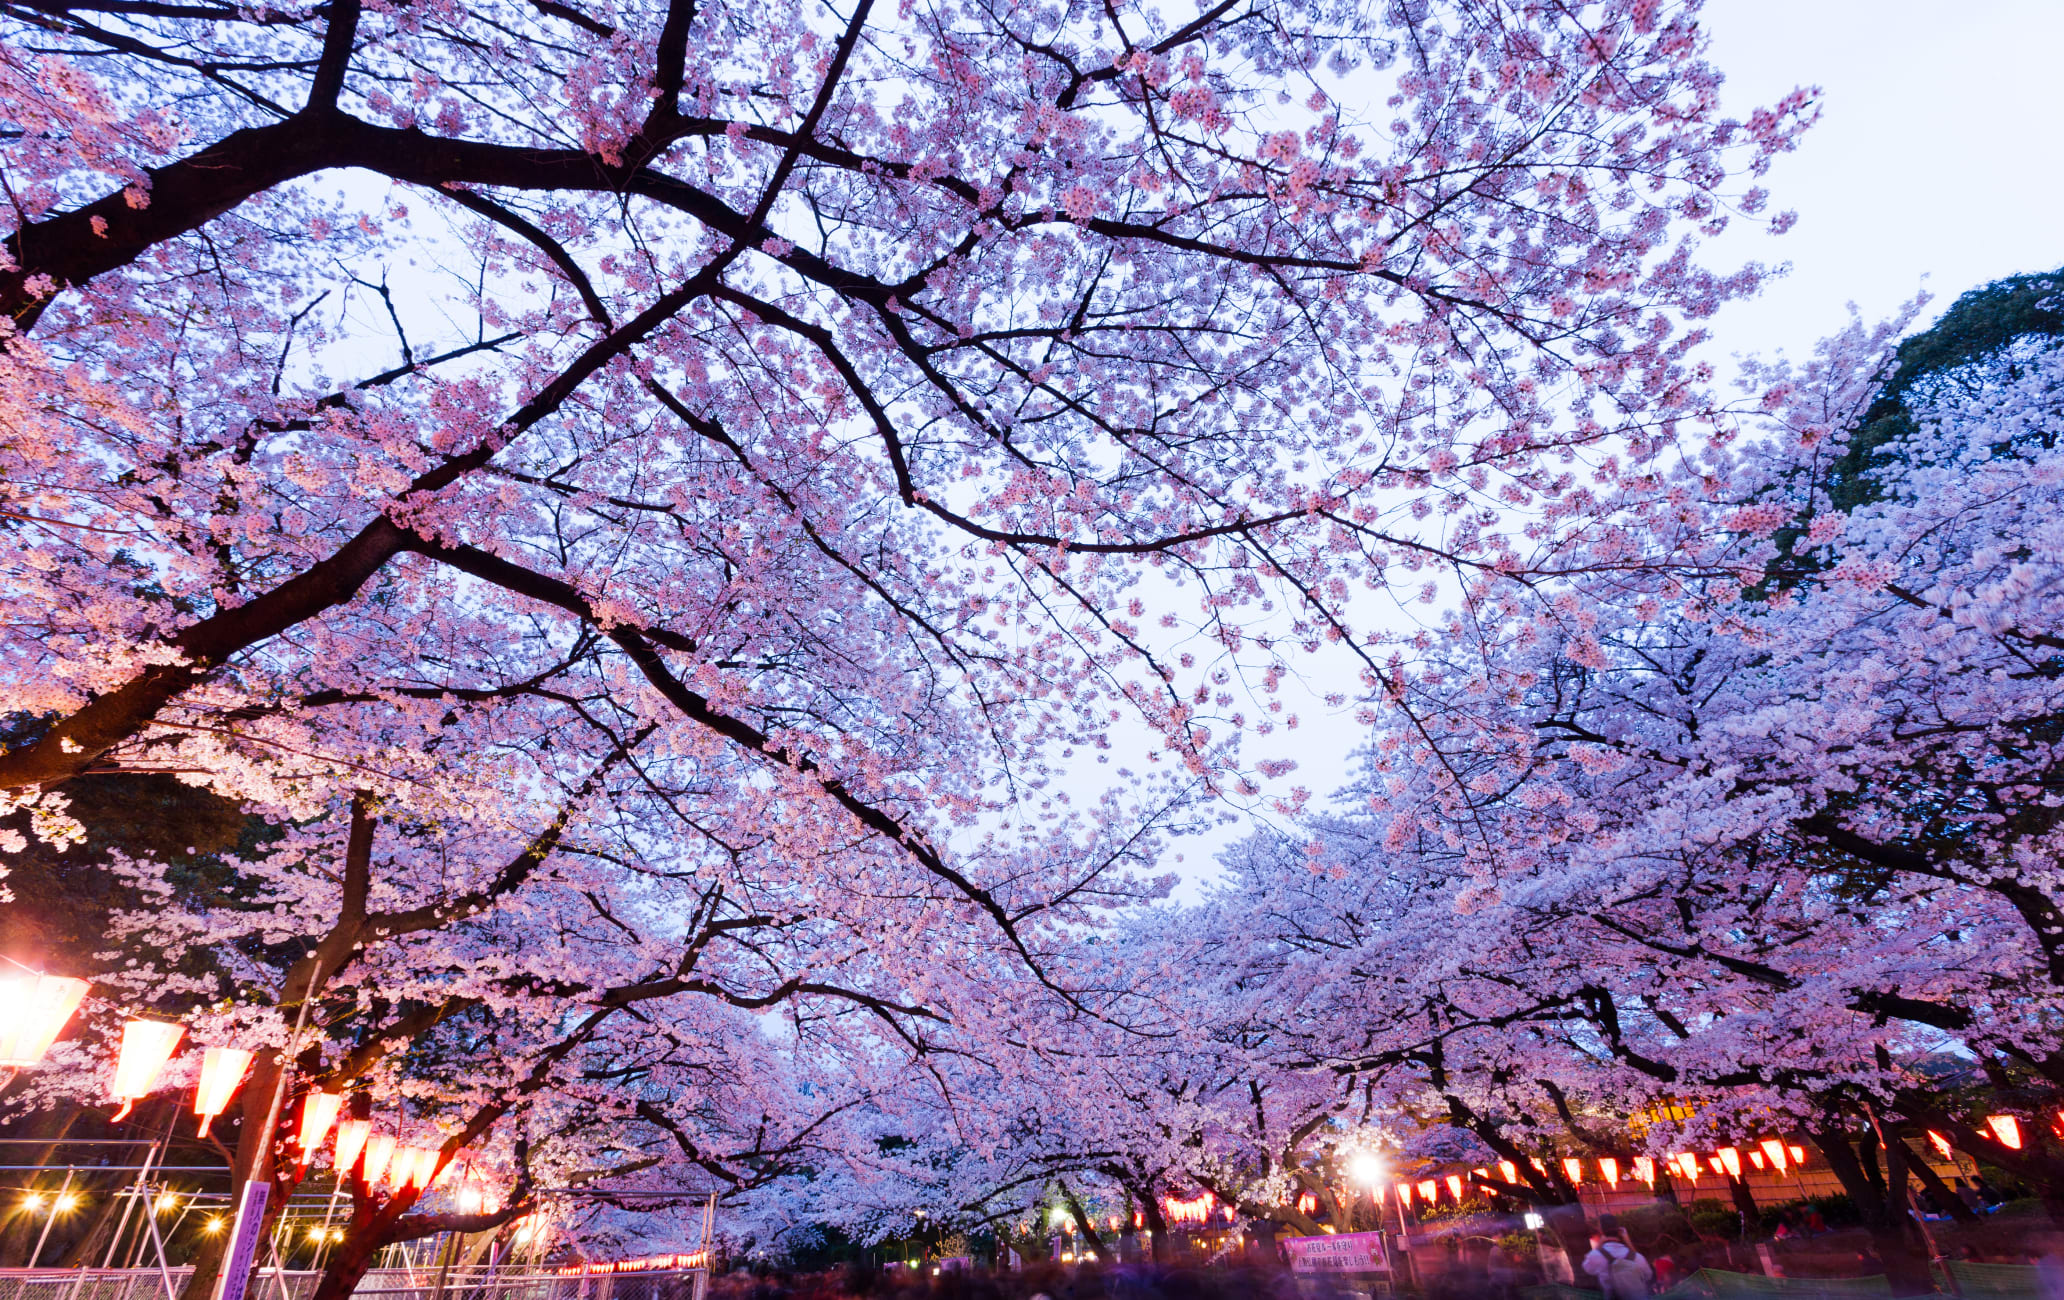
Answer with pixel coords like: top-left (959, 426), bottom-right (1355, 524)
top-left (1707, 1156), bottom-right (1725, 1176)
top-left (334, 1118), bottom-right (370, 1172)
top-left (1748, 1151), bottom-right (1766, 1171)
top-left (1499, 1161), bottom-right (1518, 1185)
top-left (1788, 1144), bottom-right (1807, 1164)
top-left (1395, 1182), bottom-right (1413, 1207)
top-left (408, 1147), bottom-right (433, 1190)
top-left (1562, 1158), bottom-right (1583, 1185)
top-left (192, 1046), bottom-right (252, 1137)
top-left (298, 1092), bottom-right (343, 1158)
top-left (1675, 1153), bottom-right (1700, 1182)
top-left (1600, 1157), bottom-right (1619, 1187)
top-left (1446, 1175), bottom-right (1464, 1201)
top-left (0, 975), bottom-right (90, 1067)
top-left (1761, 1139), bottom-right (1791, 1174)
top-left (1633, 1156), bottom-right (1655, 1187)
top-left (361, 1134), bottom-right (396, 1186)
top-left (1717, 1147), bottom-right (1742, 1179)
top-left (110, 1020), bottom-right (185, 1121)
top-left (1988, 1115), bottom-right (2023, 1150)
top-left (1417, 1180), bottom-right (1437, 1204)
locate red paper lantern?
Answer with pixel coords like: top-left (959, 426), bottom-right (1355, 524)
top-left (0, 975), bottom-right (89, 1067)
top-left (193, 1046), bottom-right (252, 1137)
top-left (110, 1020), bottom-right (185, 1121)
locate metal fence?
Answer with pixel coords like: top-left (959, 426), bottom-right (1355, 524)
top-left (0, 1267), bottom-right (707, 1300)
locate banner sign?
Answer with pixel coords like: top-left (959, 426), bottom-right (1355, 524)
top-left (1284, 1231), bottom-right (1390, 1274)
top-left (213, 1178), bottom-right (274, 1300)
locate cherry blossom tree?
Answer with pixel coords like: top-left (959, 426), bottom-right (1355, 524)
top-left (1179, 270), bottom-right (2063, 1289)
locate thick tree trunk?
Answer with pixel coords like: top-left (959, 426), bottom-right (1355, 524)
top-left (1134, 1184), bottom-right (1173, 1265)
top-left (178, 1055), bottom-right (295, 1300)
top-left (1903, 1143), bottom-right (1978, 1225)
top-left (1810, 1125), bottom-right (1932, 1296)
top-left (1543, 1201), bottom-right (1592, 1280)
top-left (309, 1230), bottom-right (384, 1300)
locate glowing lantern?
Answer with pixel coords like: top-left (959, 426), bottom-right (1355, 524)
top-left (1761, 1139), bottom-right (1791, 1174)
top-left (1474, 1167), bottom-right (1489, 1180)
top-left (1717, 1147), bottom-right (1742, 1179)
top-left (1530, 1157), bottom-right (1547, 1174)
top-left (1748, 1151), bottom-right (1766, 1171)
top-left (1446, 1175), bottom-right (1464, 1201)
top-left (0, 975), bottom-right (90, 1067)
top-left (1499, 1161), bottom-right (1518, 1185)
top-left (1633, 1157), bottom-right (1655, 1187)
top-left (361, 1134), bottom-right (396, 1187)
top-left (334, 1118), bottom-right (370, 1173)
top-left (1395, 1182), bottom-right (1413, 1208)
top-left (1988, 1116), bottom-right (2023, 1150)
top-left (1707, 1156), bottom-right (1725, 1176)
top-left (192, 1047), bottom-right (252, 1137)
top-left (1562, 1158), bottom-right (1583, 1185)
top-left (110, 1020), bottom-right (185, 1121)
top-left (1788, 1145), bottom-right (1807, 1165)
top-left (407, 1147), bottom-right (440, 1190)
top-left (1675, 1154), bottom-right (1700, 1182)
top-left (1417, 1180), bottom-right (1437, 1204)
top-left (1600, 1158), bottom-right (1620, 1187)
top-left (298, 1092), bottom-right (343, 1160)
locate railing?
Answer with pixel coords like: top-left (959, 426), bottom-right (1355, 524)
top-left (0, 1266), bottom-right (707, 1300)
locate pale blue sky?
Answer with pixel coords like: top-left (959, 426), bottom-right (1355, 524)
top-left (1167, 0), bottom-right (2064, 887)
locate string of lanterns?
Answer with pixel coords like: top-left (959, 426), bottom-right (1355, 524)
top-left (0, 970), bottom-right (495, 1206)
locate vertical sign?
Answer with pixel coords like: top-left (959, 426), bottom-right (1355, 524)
top-left (213, 1178), bottom-right (274, 1300)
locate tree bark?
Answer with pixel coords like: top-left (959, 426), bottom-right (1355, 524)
top-left (1810, 1123), bottom-right (1931, 1295)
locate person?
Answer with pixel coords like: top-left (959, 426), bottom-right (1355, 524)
top-left (1955, 1178), bottom-right (1983, 1212)
top-left (1805, 1207), bottom-right (1828, 1236)
top-left (1582, 1215), bottom-right (1654, 1300)
top-left (1652, 1254), bottom-right (1683, 1291)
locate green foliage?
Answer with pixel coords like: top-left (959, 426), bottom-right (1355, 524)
top-left (1686, 1198), bottom-right (1741, 1240)
top-left (1496, 1230), bottom-right (1540, 1260)
top-left (1827, 265), bottom-right (2064, 512)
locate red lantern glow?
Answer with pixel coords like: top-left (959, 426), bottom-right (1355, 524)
top-left (334, 1118), bottom-right (370, 1173)
top-left (192, 1046), bottom-right (252, 1137)
top-left (1600, 1158), bottom-right (1619, 1187)
top-left (1761, 1139), bottom-right (1791, 1174)
top-left (298, 1092), bottom-right (343, 1158)
top-left (0, 975), bottom-right (89, 1067)
top-left (1633, 1156), bottom-right (1655, 1187)
top-left (110, 1020), bottom-right (185, 1121)
top-left (1988, 1116), bottom-right (2023, 1150)
top-left (362, 1134), bottom-right (396, 1187)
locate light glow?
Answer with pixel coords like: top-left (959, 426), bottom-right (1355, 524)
top-left (298, 1092), bottom-right (343, 1157)
top-left (334, 1119), bottom-right (371, 1173)
top-left (110, 1019), bottom-right (185, 1121)
top-left (0, 975), bottom-right (90, 1067)
top-left (1988, 1115), bottom-right (2024, 1150)
top-left (1761, 1138), bottom-right (1791, 1174)
top-left (193, 1046), bottom-right (253, 1137)
top-left (361, 1134), bottom-right (396, 1187)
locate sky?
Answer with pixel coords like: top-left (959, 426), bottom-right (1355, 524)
top-left (1163, 0), bottom-right (2064, 891)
